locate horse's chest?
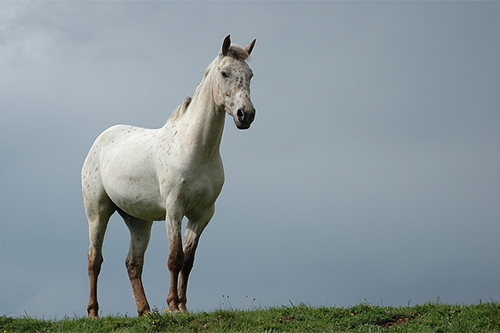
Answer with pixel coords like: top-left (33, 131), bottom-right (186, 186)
top-left (163, 160), bottom-right (224, 217)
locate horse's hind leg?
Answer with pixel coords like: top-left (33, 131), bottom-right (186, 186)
top-left (121, 212), bottom-right (153, 316)
top-left (84, 196), bottom-right (116, 318)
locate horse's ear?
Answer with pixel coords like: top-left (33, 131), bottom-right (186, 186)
top-left (245, 39), bottom-right (256, 56)
top-left (222, 35), bottom-right (231, 56)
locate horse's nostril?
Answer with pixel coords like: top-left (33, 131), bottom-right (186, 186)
top-left (237, 109), bottom-right (245, 121)
top-left (249, 109), bottom-right (255, 122)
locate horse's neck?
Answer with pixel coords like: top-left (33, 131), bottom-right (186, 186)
top-left (165, 76), bottom-right (225, 161)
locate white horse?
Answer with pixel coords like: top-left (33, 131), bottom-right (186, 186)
top-left (81, 35), bottom-right (256, 318)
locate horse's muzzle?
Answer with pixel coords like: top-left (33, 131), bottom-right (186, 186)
top-left (235, 107), bottom-right (256, 129)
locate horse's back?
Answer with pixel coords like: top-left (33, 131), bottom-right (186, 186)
top-left (82, 124), bottom-right (157, 183)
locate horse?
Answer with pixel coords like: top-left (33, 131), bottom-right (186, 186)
top-left (81, 35), bottom-right (256, 318)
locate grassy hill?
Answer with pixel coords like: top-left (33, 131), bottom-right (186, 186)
top-left (1, 302), bottom-right (499, 332)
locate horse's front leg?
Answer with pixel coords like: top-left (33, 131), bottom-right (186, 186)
top-left (166, 209), bottom-right (184, 312)
top-left (178, 206), bottom-right (214, 312)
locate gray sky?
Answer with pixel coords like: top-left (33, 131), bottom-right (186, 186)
top-left (1, 2), bottom-right (500, 318)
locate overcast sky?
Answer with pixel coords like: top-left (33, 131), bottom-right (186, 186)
top-left (1, 1), bottom-right (500, 318)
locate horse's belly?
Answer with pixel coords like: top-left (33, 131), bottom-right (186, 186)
top-left (104, 177), bottom-right (166, 221)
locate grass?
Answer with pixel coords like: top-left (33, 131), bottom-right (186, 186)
top-left (1, 301), bottom-right (500, 332)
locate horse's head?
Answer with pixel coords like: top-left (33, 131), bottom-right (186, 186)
top-left (213, 35), bottom-right (256, 130)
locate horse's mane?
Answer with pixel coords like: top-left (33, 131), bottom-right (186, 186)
top-left (168, 96), bottom-right (192, 121)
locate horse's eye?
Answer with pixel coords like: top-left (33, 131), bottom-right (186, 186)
top-left (221, 71), bottom-right (228, 78)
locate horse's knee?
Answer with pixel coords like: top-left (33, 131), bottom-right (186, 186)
top-left (125, 258), bottom-right (144, 279)
top-left (167, 240), bottom-right (184, 272)
top-left (168, 252), bottom-right (184, 272)
top-left (88, 249), bottom-right (103, 273)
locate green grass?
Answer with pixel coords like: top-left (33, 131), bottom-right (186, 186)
top-left (2, 302), bottom-right (500, 332)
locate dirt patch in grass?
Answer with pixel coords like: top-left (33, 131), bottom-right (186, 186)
top-left (278, 315), bottom-right (296, 324)
top-left (376, 316), bottom-right (413, 329)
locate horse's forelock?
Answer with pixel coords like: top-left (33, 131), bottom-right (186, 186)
top-left (224, 44), bottom-right (250, 61)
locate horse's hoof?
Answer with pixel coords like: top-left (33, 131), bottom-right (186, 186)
top-left (87, 312), bottom-right (99, 319)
